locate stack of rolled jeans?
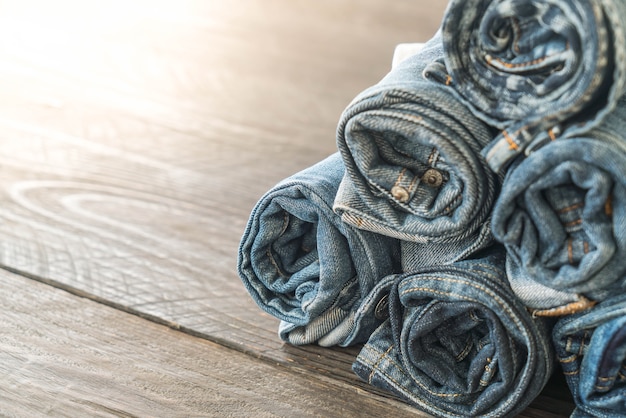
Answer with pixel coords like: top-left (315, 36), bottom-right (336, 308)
top-left (238, 0), bottom-right (626, 416)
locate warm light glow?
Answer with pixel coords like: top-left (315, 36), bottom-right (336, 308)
top-left (0, 1), bottom-right (225, 67)
top-left (1, 0), bottom-right (196, 36)
top-left (0, 0), bottom-right (235, 99)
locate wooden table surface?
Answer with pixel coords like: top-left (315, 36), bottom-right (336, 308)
top-left (1, 1), bottom-right (575, 416)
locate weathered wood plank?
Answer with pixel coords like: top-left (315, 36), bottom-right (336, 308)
top-left (0, 268), bottom-right (429, 417)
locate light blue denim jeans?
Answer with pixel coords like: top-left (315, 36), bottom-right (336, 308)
top-left (334, 34), bottom-right (499, 268)
top-left (552, 293), bottom-right (626, 417)
top-left (491, 98), bottom-right (626, 314)
top-left (440, 0), bottom-right (626, 171)
top-left (353, 246), bottom-right (554, 417)
top-left (237, 153), bottom-right (401, 347)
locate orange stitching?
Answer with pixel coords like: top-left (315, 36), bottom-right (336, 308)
top-left (584, 241), bottom-right (589, 254)
top-left (486, 54), bottom-right (549, 69)
top-left (557, 202), bottom-right (584, 213)
top-left (568, 237), bottom-right (574, 264)
top-left (455, 337), bottom-right (473, 362)
top-left (266, 248), bottom-right (287, 277)
top-left (595, 375), bottom-right (615, 391)
top-left (368, 344), bottom-right (395, 384)
top-left (502, 130), bottom-right (519, 150)
top-left (408, 174), bottom-right (419, 193)
top-left (445, 75), bottom-right (452, 86)
top-left (393, 168), bottom-right (407, 188)
top-left (442, 193), bottom-right (462, 216)
top-left (580, 332), bottom-right (589, 356)
top-left (605, 195), bottom-right (613, 216)
top-left (530, 296), bottom-right (597, 317)
top-left (548, 128), bottom-right (557, 141)
top-left (565, 219), bottom-right (582, 228)
top-left (558, 354), bottom-right (578, 364)
top-left (480, 360), bottom-right (495, 386)
top-left (512, 18), bottom-right (521, 54)
top-left (427, 147), bottom-right (438, 166)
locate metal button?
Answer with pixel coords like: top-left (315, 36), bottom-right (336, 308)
top-left (391, 185), bottom-right (410, 203)
top-left (374, 294), bottom-right (389, 320)
top-left (422, 169), bottom-right (443, 187)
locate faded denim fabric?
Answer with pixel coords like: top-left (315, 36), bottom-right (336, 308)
top-left (491, 98), bottom-right (626, 313)
top-left (441, 0), bottom-right (626, 171)
top-left (237, 153), bottom-right (401, 347)
top-left (353, 246), bottom-right (554, 418)
top-left (400, 224), bottom-right (494, 273)
top-left (552, 293), bottom-right (626, 417)
top-left (334, 34), bottom-right (499, 268)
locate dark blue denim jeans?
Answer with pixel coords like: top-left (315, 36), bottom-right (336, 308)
top-left (237, 153), bottom-right (401, 347)
top-left (491, 98), bottom-right (626, 314)
top-left (440, 0), bottom-right (626, 171)
top-left (334, 35), bottom-right (500, 268)
top-left (553, 293), bottom-right (626, 417)
top-left (353, 246), bottom-right (554, 417)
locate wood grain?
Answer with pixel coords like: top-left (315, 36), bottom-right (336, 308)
top-left (0, 0), bottom-right (574, 415)
top-left (0, 268), bottom-right (429, 417)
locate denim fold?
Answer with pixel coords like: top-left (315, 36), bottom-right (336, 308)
top-left (441, 0), bottom-right (626, 171)
top-left (552, 293), bottom-right (626, 417)
top-left (334, 35), bottom-right (499, 267)
top-left (237, 153), bottom-right (400, 347)
top-left (491, 98), bottom-right (626, 313)
top-left (353, 247), bottom-right (554, 417)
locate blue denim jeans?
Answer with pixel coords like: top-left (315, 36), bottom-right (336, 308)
top-left (491, 98), bottom-right (626, 314)
top-left (440, 0), bottom-right (626, 172)
top-left (237, 153), bottom-right (401, 347)
top-left (552, 293), bottom-right (626, 417)
top-left (333, 34), bottom-right (499, 268)
top-left (353, 246), bottom-right (554, 417)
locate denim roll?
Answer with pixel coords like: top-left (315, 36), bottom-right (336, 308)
top-left (441, 0), bottom-right (626, 171)
top-left (491, 99), bottom-right (626, 314)
top-left (334, 36), bottom-right (499, 266)
top-left (552, 293), bottom-right (626, 417)
top-left (353, 247), bottom-right (554, 418)
top-left (237, 153), bottom-right (401, 347)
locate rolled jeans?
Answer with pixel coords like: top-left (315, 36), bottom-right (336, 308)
top-left (552, 293), bottom-right (626, 417)
top-left (353, 246), bottom-right (554, 417)
top-left (334, 34), bottom-right (499, 268)
top-left (440, 0), bottom-right (626, 171)
top-left (237, 153), bottom-right (401, 347)
top-left (491, 98), bottom-right (626, 314)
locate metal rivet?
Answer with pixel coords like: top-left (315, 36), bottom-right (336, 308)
top-left (422, 169), bottom-right (443, 187)
top-left (374, 294), bottom-right (389, 320)
top-left (391, 185), bottom-right (410, 203)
